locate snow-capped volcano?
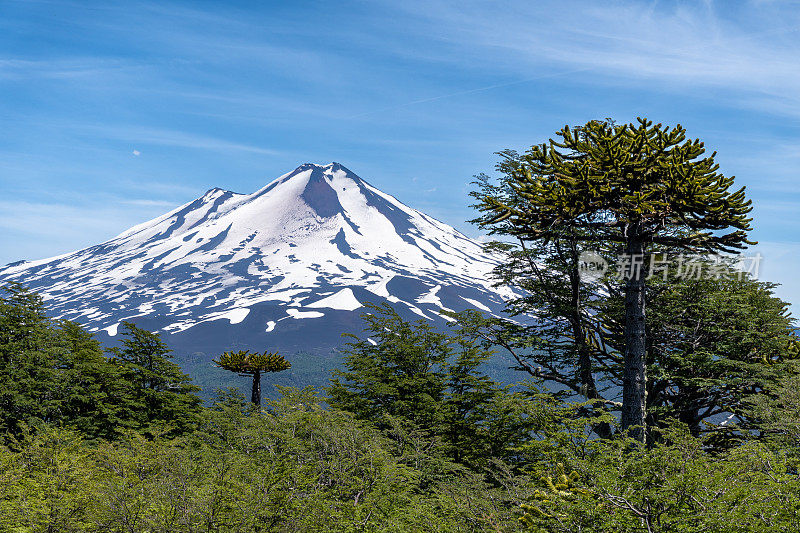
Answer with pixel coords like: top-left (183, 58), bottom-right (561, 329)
top-left (1, 163), bottom-right (510, 358)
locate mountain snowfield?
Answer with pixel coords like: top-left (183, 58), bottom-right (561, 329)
top-left (1, 163), bottom-right (514, 359)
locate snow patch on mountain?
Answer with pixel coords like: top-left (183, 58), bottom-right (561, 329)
top-left (307, 288), bottom-right (362, 311)
top-left (287, 308), bottom-right (325, 319)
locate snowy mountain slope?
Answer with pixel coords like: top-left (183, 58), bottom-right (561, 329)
top-left (1, 163), bottom-right (512, 359)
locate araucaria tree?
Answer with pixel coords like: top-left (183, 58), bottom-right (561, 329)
top-left (474, 118), bottom-right (753, 441)
top-left (214, 350), bottom-right (290, 406)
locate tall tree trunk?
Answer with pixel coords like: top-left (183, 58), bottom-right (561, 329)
top-left (621, 236), bottom-right (647, 442)
top-left (251, 370), bottom-right (262, 406)
top-left (566, 246), bottom-right (612, 438)
top-left (577, 332), bottom-right (613, 438)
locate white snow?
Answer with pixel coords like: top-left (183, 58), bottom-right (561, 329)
top-left (306, 288), bottom-right (362, 311)
top-left (417, 284), bottom-right (443, 306)
top-left (366, 275), bottom-right (393, 298)
top-left (224, 308), bottom-right (250, 324)
top-left (405, 303), bottom-right (432, 320)
top-left (197, 307), bottom-right (251, 325)
top-left (286, 308), bottom-right (325, 319)
top-left (460, 296), bottom-right (491, 312)
top-left (265, 320), bottom-right (276, 332)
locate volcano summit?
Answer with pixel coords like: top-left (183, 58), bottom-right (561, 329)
top-left (1, 163), bottom-right (511, 364)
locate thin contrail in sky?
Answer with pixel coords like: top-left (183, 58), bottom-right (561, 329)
top-left (348, 67), bottom-right (595, 119)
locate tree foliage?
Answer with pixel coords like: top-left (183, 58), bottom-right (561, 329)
top-left (608, 262), bottom-right (800, 439)
top-left (519, 425), bottom-right (800, 532)
top-left (213, 350), bottom-right (291, 406)
top-left (328, 303), bottom-right (548, 472)
top-left (475, 118), bottom-right (753, 251)
top-left (473, 118), bottom-right (755, 440)
top-left (0, 284), bottom-right (202, 442)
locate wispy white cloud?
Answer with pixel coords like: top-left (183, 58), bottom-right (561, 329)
top-left (121, 198), bottom-right (177, 207)
top-left (0, 196), bottom-right (178, 264)
top-left (0, 57), bottom-right (142, 80)
top-left (77, 124), bottom-right (282, 156)
top-left (384, 0), bottom-right (800, 116)
top-left (348, 67), bottom-right (592, 119)
top-left (138, 128), bottom-right (281, 156)
top-left (114, 179), bottom-right (201, 198)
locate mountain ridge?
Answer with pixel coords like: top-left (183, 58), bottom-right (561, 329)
top-left (0, 163), bottom-right (513, 362)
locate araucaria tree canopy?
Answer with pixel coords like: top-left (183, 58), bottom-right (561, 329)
top-left (474, 118), bottom-right (754, 441)
top-left (213, 350), bottom-right (290, 406)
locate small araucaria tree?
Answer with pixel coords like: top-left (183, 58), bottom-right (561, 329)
top-left (475, 118), bottom-right (754, 441)
top-left (213, 350), bottom-right (291, 406)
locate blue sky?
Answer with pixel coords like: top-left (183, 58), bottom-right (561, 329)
top-left (1, 0), bottom-right (799, 312)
